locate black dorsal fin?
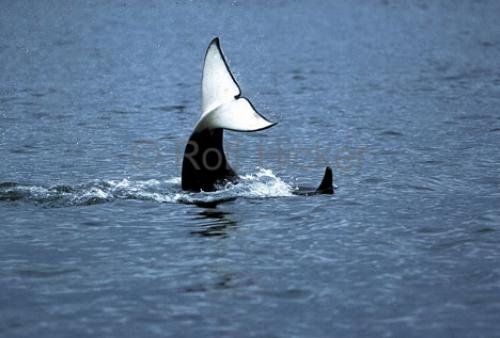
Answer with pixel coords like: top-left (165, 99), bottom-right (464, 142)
top-left (316, 166), bottom-right (334, 194)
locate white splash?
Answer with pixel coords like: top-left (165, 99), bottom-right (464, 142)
top-left (237, 168), bottom-right (295, 197)
top-left (0, 168), bottom-right (295, 206)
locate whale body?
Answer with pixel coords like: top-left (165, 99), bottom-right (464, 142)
top-left (181, 38), bottom-right (333, 194)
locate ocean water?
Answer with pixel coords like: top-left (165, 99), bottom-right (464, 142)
top-left (1, 1), bottom-right (500, 337)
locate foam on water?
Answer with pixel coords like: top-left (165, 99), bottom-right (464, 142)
top-left (0, 168), bottom-right (294, 207)
top-left (226, 168), bottom-right (295, 198)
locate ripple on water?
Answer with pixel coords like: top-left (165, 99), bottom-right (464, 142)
top-left (150, 105), bottom-right (187, 113)
top-left (10, 145), bottom-right (38, 154)
top-left (362, 177), bottom-right (385, 184)
top-left (15, 268), bottom-right (80, 279)
top-left (257, 288), bottom-right (313, 301)
top-left (0, 169), bottom-right (298, 208)
top-left (380, 130), bottom-right (404, 137)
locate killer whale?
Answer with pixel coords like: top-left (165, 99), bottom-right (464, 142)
top-left (181, 38), bottom-right (334, 194)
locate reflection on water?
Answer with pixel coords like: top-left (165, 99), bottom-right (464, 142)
top-left (183, 272), bottom-right (252, 293)
top-left (1, 0), bottom-right (500, 337)
top-left (190, 206), bottom-right (237, 238)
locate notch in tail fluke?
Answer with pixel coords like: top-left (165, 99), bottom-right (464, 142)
top-left (316, 166), bottom-right (334, 194)
top-left (194, 37), bottom-right (276, 133)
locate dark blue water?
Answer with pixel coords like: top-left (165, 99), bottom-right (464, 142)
top-left (1, 1), bottom-right (500, 337)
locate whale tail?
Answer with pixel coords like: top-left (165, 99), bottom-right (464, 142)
top-left (316, 166), bottom-right (334, 194)
top-left (193, 37), bottom-right (276, 132)
top-left (181, 38), bottom-right (334, 195)
top-left (181, 38), bottom-right (275, 192)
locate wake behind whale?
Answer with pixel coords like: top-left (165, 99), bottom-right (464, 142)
top-left (0, 168), bottom-right (305, 208)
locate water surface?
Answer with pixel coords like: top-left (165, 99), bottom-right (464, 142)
top-left (1, 1), bottom-right (500, 337)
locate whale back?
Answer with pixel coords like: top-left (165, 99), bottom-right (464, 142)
top-left (181, 128), bottom-right (236, 192)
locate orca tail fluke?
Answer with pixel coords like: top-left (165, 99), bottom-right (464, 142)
top-left (194, 37), bottom-right (276, 133)
top-left (316, 166), bottom-right (334, 194)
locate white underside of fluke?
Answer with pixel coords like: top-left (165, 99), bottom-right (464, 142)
top-left (195, 97), bottom-right (274, 132)
top-left (193, 38), bottom-right (275, 133)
